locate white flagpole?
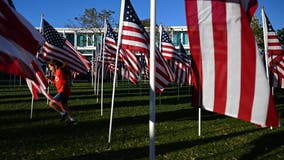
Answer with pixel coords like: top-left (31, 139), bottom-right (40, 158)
top-left (96, 58), bottom-right (100, 103)
top-left (101, 18), bottom-right (107, 116)
top-left (158, 24), bottom-right (162, 105)
top-left (94, 50), bottom-right (97, 94)
top-left (91, 50), bottom-right (94, 87)
top-left (97, 34), bottom-right (104, 103)
top-left (38, 14), bottom-right (50, 105)
top-left (108, 0), bottom-right (125, 143)
top-left (198, 107), bottom-right (201, 136)
top-left (261, 7), bottom-right (274, 130)
top-left (261, 7), bottom-right (269, 79)
top-left (30, 14), bottom-right (44, 119)
top-left (150, 0), bottom-right (156, 159)
top-left (30, 95), bottom-right (34, 119)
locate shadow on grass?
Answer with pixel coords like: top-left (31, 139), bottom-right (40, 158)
top-left (239, 130), bottom-right (284, 160)
top-left (54, 128), bottom-right (260, 160)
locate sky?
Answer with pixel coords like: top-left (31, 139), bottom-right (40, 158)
top-left (13, 0), bottom-right (284, 30)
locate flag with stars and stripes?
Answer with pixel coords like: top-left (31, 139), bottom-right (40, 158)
top-left (262, 8), bottom-right (284, 88)
top-left (39, 19), bottom-right (89, 74)
top-left (120, 0), bottom-right (174, 92)
top-left (160, 26), bottom-right (191, 85)
top-left (104, 20), bottom-right (118, 64)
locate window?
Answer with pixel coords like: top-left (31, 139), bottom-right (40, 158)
top-left (182, 32), bottom-right (189, 45)
top-left (77, 34), bottom-right (87, 47)
top-left (65, 33), bottom-right (74, 45)
top-left (87, 34), bottom-right (94, 46)
top-left (173, 31), bottom-right (182, 46)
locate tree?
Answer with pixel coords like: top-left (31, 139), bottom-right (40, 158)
top-left (251, 16), bottom-right (264, 50)
top-left (65, 8), bottom-right (115, 30)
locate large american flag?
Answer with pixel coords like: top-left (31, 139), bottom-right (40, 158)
top-left (185, 0), bottom-right (279, 127)
top-left (0, 0), bottom-right (44, 81)
top-left (39, 19), bottom-right (89, 74)
top-left (160, 26), bottom-right (191, 85)
top-left (262, 8), bottom-right (284, 88)
top-left (121, 0), bottom-right (174, 91)
top-left (0, 0), bottom-right (57, 102)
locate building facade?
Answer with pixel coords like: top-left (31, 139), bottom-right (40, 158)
top-left (55, 26), bottom-right (190, 60)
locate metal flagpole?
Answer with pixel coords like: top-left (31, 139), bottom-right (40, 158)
top-left (94, 50), bottom-right (98, 94)
top-left (150, 0), bottom-right (156, 159)
top-left (261, 7), bottom-right (269, 79)
top-left (97, 32), bottom-right (104, 103)
top-left (158, 24), bottom-right (162, 105)
top-left (101, 18), bottom-right (107, 116)
top-left (30, 14), bottom-right (44, 119)
top-left (198, 107), bottom-right (201, 136)
top-left (96, 58), bottom-right (100, 103)
top-left (261, 7), bottom-right (274, 130)
top-left (30, 95), bottom-right (34, 119)
top-left (91, 49), bottom-right (94, 87)
top-left (108, 0), bottom-right (125, 143)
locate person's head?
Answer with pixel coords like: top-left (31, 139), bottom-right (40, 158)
top-left (47, 59), bottom-right (62, 72)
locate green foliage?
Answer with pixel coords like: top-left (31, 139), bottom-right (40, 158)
top-left (252, 16), bottom-right (264, 50)
top-left (0, 82), bottom-right (283, 160)
top-left (65, 8), bottom-right (115, 29)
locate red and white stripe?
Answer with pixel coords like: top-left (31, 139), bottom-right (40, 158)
top-left (40, 41), bottom-right (88, 74)
top-left (0, 0), bottom-right (44, 81)
top-left (185, 0), bottom-right (279, 127)
top-left (66, 41), bottom-right (90, 72)
top-left (121, 21), bottom-right (174, 92)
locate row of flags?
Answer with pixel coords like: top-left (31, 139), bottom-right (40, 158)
top-left (100, 0), bottom-right (281, 128)
top-left (100, 0), bottom-right (192, 93)
top-left (1, 0), bottom-right (283, 128)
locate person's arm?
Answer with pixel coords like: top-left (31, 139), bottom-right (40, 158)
top-left (45, 75), bottom-right (55, 83)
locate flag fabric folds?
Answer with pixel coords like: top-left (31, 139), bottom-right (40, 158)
top-left (262, 8), bottom-right (284, 88)
top-left (120, 0), bottom-right (174, 91)
top-left (185, 0), bottom-right (279, 127)
top-left (104, 21), bottom-right (119, 64)
top-left (160, 26), bottom-right (191, 85)
top-left (0, 0), bottom-right (55, 101)
top-left (0, 0), bottom-right (44, 81)
top-left (39, 19), bottom-right (89, 75)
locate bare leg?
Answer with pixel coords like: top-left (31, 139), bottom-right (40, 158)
top-left (49, 100), bottom-right (62, 113)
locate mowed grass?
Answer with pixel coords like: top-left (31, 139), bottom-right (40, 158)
top-left (0, 81), bottom-right (283, 160)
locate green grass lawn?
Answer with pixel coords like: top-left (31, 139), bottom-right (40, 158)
top-left (0, 82), bottom-right (283, 160)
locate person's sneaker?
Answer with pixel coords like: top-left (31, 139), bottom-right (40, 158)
top-left (60, 112), bottom-right (68, 121)
top-left (69, 117), bottom-right (78, 125)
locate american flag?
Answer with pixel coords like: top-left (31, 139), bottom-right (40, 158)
top-left (40, 19), bottom-right (89, 74)
top-left (104, 21), bottom-right (118, 64)
top-left (262, 8), bottom-right (284, 88)
top-left (185, 0), bottom-right (279, 127)
top-left (121, 0), bottom-right (174, 91)
top-left (0, 0), bottom-right (44, 81)
top-left (160, 26), bottom-right (191, 85)
top-left (0, 0), bottom-right (57, 101)
top-left (179, 43), bottom-right (192, 85)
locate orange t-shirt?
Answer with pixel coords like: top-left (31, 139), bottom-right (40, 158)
top-left (52, 69), bottom-right (71, 97)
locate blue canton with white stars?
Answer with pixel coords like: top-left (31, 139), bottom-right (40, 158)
top-left (162, 29), bottom-right (173, 44)
top-left (106, 22), bottom-right (117, 41)
top-left (43, 19), bottom-right (66, 48)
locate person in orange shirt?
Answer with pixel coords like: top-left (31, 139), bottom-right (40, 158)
top-left (46, 59), bottom-right (77, 125)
